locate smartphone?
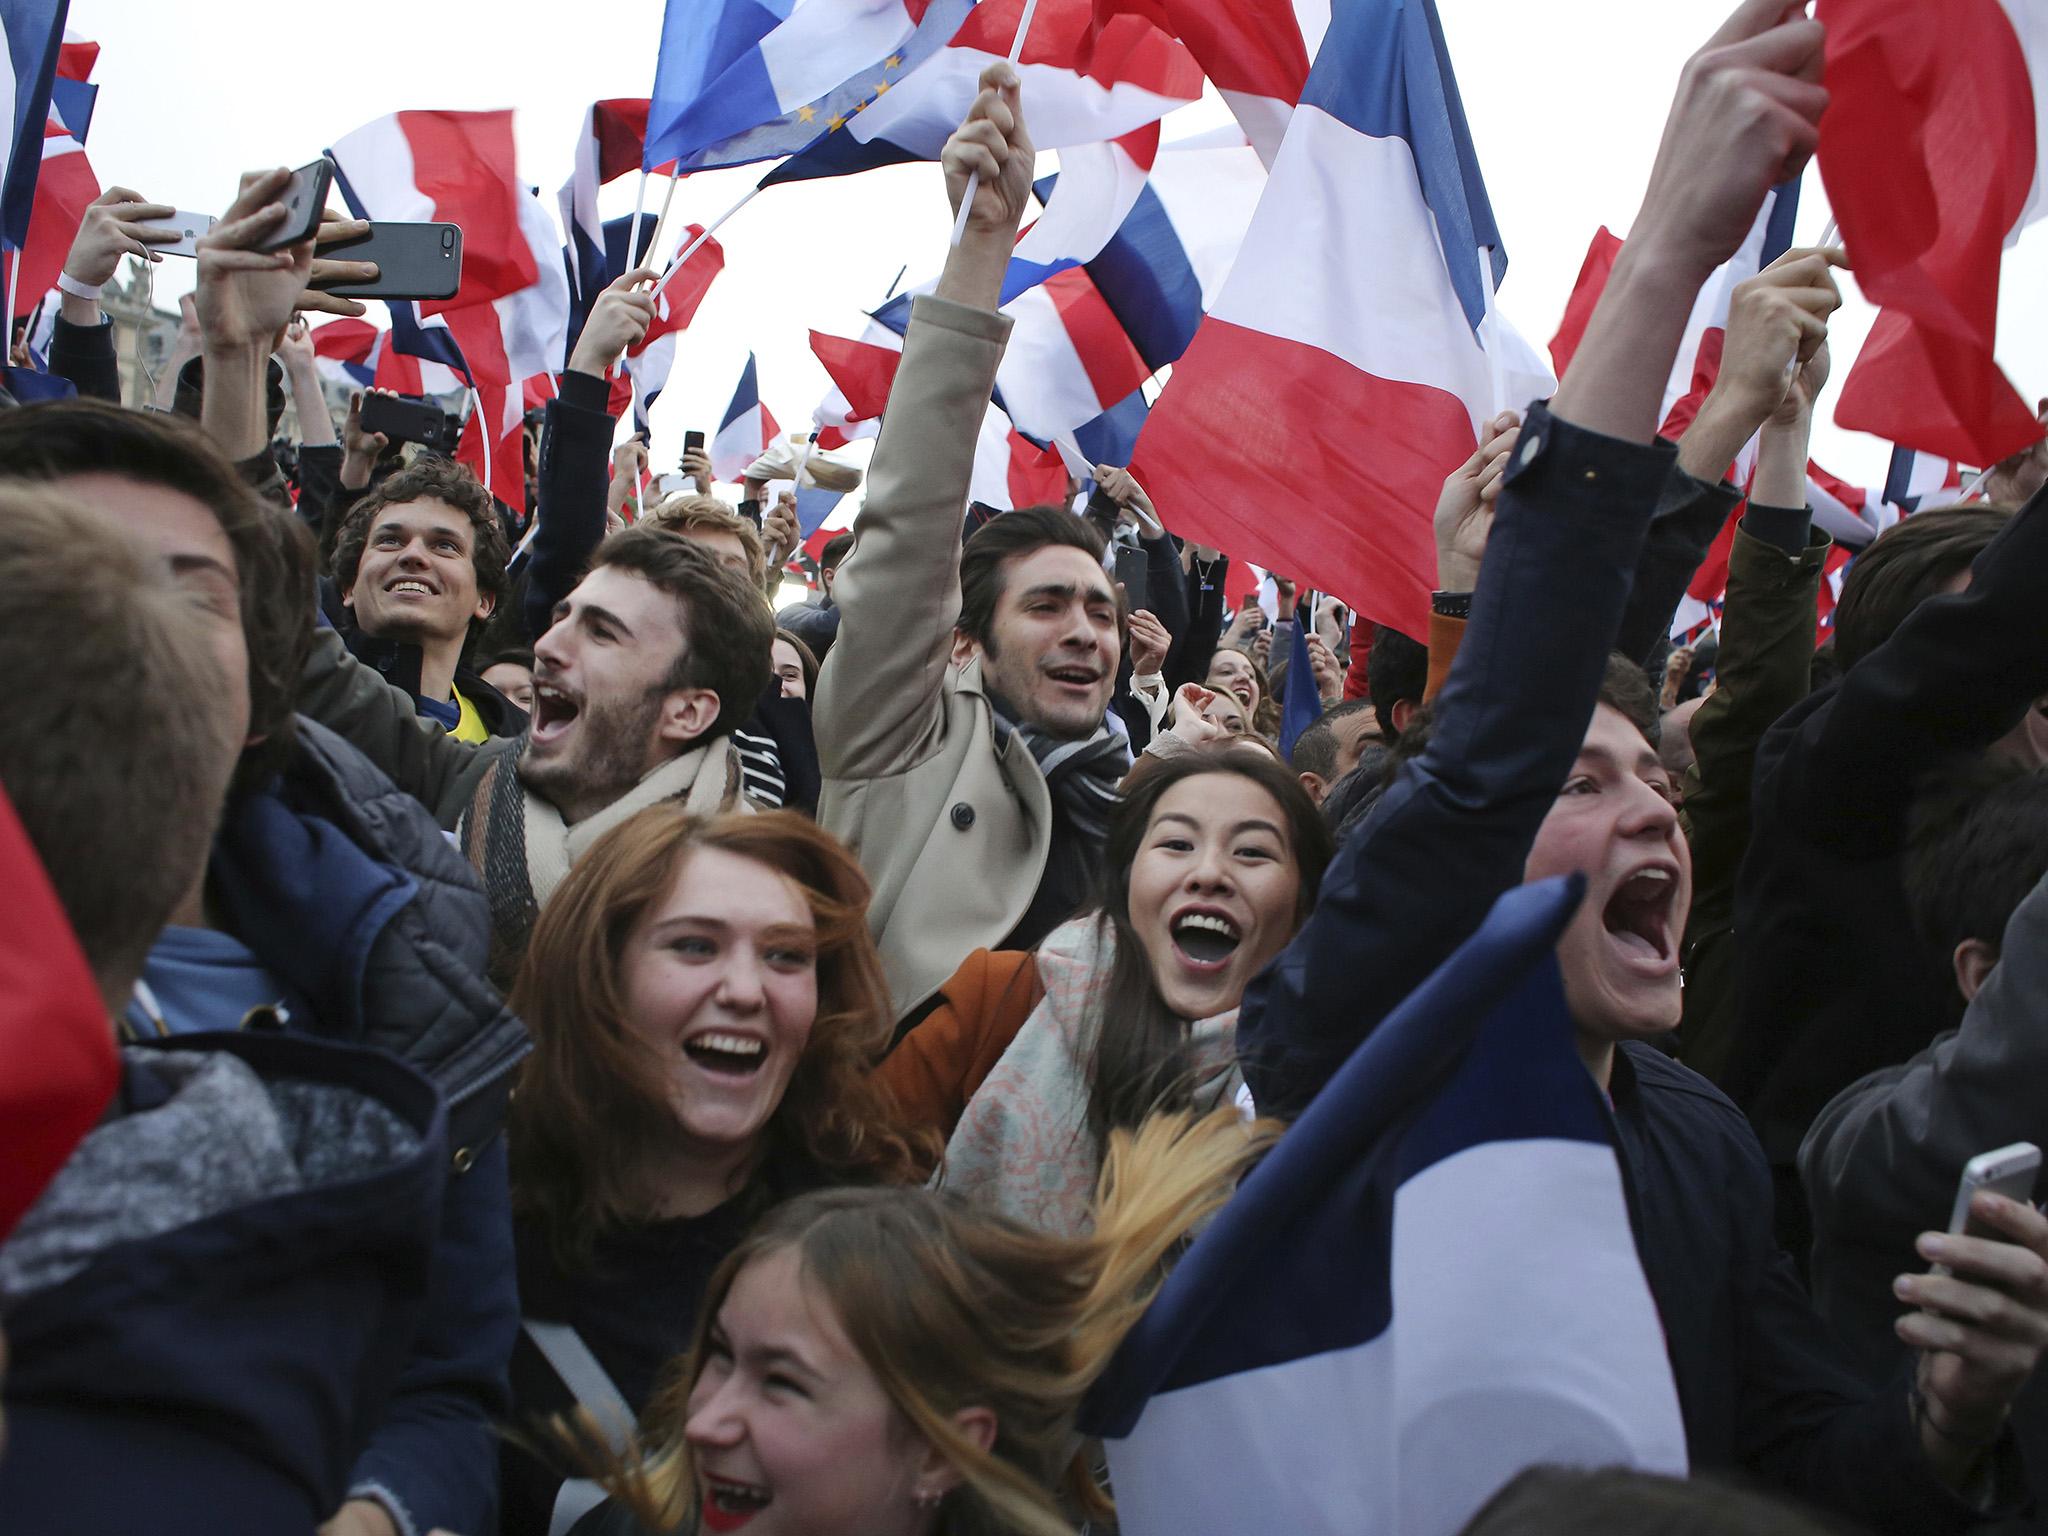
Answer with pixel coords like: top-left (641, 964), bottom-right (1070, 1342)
top-left (258, 158), bottom-right (334, 252)
top-left (149, 210), bottom-right (217, 258)
top-left (1114, 544), bottom-right (1149, 613)
top-left (683, 429), bottom-right (706, 457)
top-left (360, 392), bottom-right (457, 454)
top-left (1946, 1143), bottom-right (2040, 1239)
top-left (311, 222), bottom-right (463, 301)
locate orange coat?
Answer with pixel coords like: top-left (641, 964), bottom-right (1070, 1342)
top-left (878, 947), bottom-right (1044, 1171)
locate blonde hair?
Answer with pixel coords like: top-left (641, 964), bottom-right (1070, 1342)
top-left (645, 494), bottom-right (768, 593)
top-left (567, 1108), bottom-right (1277, 1535)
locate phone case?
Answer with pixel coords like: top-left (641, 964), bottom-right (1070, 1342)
top-left (314, 223), bottom-right (464, 301)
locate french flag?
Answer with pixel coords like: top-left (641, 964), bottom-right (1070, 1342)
top-left (583, 211), bottom-right (724, 432)
top-left (329, 109), bottom-right (569, 510)
top-left (0, 0), bottom-right (65, 269)
top-left (1817, 0), bottom-right (2048, 468)
top-left (1127, 0), bottom-right (1554, 640)
top-left (647, 0), bottom-right (979, 174)
top-left (559, 98), bottom-right (673, 323)
top-left (1079, 125), bottom-right (1266, 373)
top-left (968, 399), bottom-right (1070, 512)
top-left (1883, 443), bottom-right (1966, 513)
top-left (12, 25), bottom-right (95, 315)
top-left (761, 0), bottom-right (1200, 186)
top-left (1080, 877), bottom-right (1688, 1536)
top-left (1088, 0), bottom-right (1329, 168)
top-left (310, 316), bottom-right (461, 398)
top-left (713, 352), bottom-right (782, 483)
top-left (999, 122), bottom-right (1157, 304)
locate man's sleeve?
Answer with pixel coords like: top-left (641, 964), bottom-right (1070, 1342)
top-left (812, 296), bottom-right (1011, 782)
top-left (1613, 464), bottom-right (1742, 669)
top-left (298, 627), bottom-right (482, 828)
top-left (523, 372), bottom-right (617, 643)
top-left (47, 316), bottom-right (122, 403)
top-left (1238, 406), bottom-right (1672, 1117)
top-left (346, 1138), bottom-right (518, 1536)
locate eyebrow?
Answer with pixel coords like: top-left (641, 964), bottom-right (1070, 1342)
top-left (1152, 811), bottom-right (1286, 840)
top-left (570, 602), bottom-right (635, 640)
top-left (1577, 743), bottom-right (1667, 780)
top-left (1018, 580), bottom-right (1116, 605)
top-left (374, 516), bottom-right (469, 544)
top-left (646, 915), bottom-right (815, 942)
top-left (169, 551), bottom-right (239, 586)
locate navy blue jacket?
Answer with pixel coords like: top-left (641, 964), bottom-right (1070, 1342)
top-left (1236, 407), bottom-right (2006, 1531)
top-left (0, 1031), bottom-right (447, 1535)
top-left (166, 721), bottom-right (527, 1535)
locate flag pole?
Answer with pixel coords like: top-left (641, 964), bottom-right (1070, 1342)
top-left (1817, 215), bottom-right (1839, 250)
top-left (468, 385), bottom-right (493, 504)
top-left (642, 171), bottom-right (683, 279)
top-left (624, 169), bottom-right (653, 273)
top-left (950, 0), bottom-right (1042, 247)
top-left (1477, 245), bottom-right (1510, 419)
top-left (3, 246), bottom-right (19, 349)
top-left (656, 183), bottom-right (762, 292)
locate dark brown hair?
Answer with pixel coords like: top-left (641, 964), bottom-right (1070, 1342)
top-left (0, 399), bottom-right (315, 796)
top-left (0, 484), bottom-right (238, 997)
top-left (590, 526), bottom-right (776, 739)
top-left (330, 455), bottom-right (511, 640)
top-left (1460, 1466), bottom-right (1834, 1535)
top-left (773, 627), bottom-right (820, 698)
top-left (1834, 505), bottom-right (2011, 672)
top-left (956, 505), bottom-right (1108, 652)
top-left (507, 807), bottom-right (927, 1268)
top-left (1085, 752), bottom-right (1334, 1148)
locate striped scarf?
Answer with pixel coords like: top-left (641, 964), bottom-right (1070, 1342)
top-left (991, 711), bottom-right (1130, 844)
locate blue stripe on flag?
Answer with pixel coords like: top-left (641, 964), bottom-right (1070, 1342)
top-left (1084, 182), bottom-right (1203, 372)
top-left (1760, 175), bottom-right (1802, 266)
top-left (1072, 387), bottom-right (1147, 468)
top-left (795, 485), bottom-right (843, 537)
top-left (645, 0), bottom-right (794, 171)
top-left (869, 289), bottom-right (914, 337)
top-left (720, 353), bottom-right (761, 434)
top-left (1279, 616), bottom-right (1319, 758)
top-left (0, 0), bottom-right (67, 250)
top-left (1299, 0), bottom-right (1503, 334)
top-left (1081, 874), bottom-right (1593, 1436)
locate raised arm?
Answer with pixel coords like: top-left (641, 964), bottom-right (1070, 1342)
top-left (1238, 0), bottom-right (1829, 1117)
top-left (813, 67), bottom-right (1030, 780)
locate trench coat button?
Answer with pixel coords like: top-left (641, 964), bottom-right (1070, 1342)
top-left (950, 802), bottom-right (976, 830)
top-left (452, 1145), bottom-right (476, 1174)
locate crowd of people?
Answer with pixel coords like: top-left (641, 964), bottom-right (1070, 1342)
top-left (8, 1), bottom-right (2048, 1532)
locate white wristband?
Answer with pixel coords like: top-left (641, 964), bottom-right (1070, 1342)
top-left (56, 271), bottom-right (103, 301)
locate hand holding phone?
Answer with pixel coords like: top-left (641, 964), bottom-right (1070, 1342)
top-left (256, 159), bottom-right (335, 253)
top-left (309, 222), bottom-right (461, 300)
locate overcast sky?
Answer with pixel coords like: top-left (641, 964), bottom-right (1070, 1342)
top-left (72, 0), bottom-right (2048, 492)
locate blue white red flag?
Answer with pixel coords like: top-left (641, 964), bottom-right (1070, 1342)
top-left (1126, 0), bottom-right (1554, 639)
top-left (0, 0), bottom-right (64, 259)
top-left (1081, 876), bottom-right (1688, 1535)
top-left (1000, 122), bottom-right (1156, 304)
top-left (560, 99), bottom-right (674, 320)
top-left (713, 353), bottom-right (783, 483)
top-left (330, 109), bottom-right (569, 509)
top-left (1279, 612), bottom-right (1318, 757)
top-left (761, 0), bottom-right (1198, 186)
top-left (12, 24), bottom-right (93, 316)
top-left (1883, 442), bottom-right (1967, 514)
top-left (1077, 127), bottom-right (1264, 373)
top-left (648, 0), bottom-right (978, 174)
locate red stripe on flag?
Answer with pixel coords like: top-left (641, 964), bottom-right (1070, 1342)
top-left (809, 331), bottom-right (901, 420)
top-left (1549, 227), bottom-right (1622, 377)
top-left (1042, 268), bottom-right (1150, 411)
top-left (1134, 319), bottom-right (1474, 639)
top-left (1007, 429), bottom-right (1070, 508)
top-left (398, 110), bottom-right (540, 307)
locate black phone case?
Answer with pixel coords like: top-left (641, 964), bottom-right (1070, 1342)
top-left (314, 223), bottom-right (464, 301)
top-left (360, 394), bottom-right (447, 447)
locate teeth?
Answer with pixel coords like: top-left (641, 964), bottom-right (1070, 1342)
top-left (389, 580), bottom-right (433, 595)
top-left (692, 1033), bottom-right (764, 1056)
top-left (1175, 912), bottom-right (1240, 939)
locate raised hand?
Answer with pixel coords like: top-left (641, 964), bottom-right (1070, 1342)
top-left (340, 389), bottom-right (391, 490)
top-left (682, 444), bottom-right (714, 494)
top-left (936, 64), bottom-right (1033, 311)
top-left (298, 212), bottom-right (376, 318)
top-left (1094, 463), bottom-right (1164, 537)
top-left (63, 187), bottom-right (180, 292)
top-left (762, 491), bottom-right (801, 578)
top-left (569, 268), bottom-right (659, 379)
top-left (1127, 608), bottom-right (1171, 676)
top-left (1433, 411), bottom-right (1521, 592)
top-left (196, 167), bottom-right (319, 353)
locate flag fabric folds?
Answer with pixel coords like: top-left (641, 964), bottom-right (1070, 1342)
top-left (1126, 0), bottom-right (1554, 640)
top-left (1080, 875), bottom-right (1689, 1536)
top-left (713, 352), bottom-right (783, 483)
top-left (1816, 0), bottom-right (2048, 467)
top-left (1, 0), bottom-right (67, 287)
top-left (1278, 611), bottom-right (1319, 757)
top-left (1000, 122), bottom-right (1157, 303)
top-left (761, 0), bottom-right (1200, 186)
top-left (560, 98), bottom-right (668, 323)
top-left (648, 0), bottom-right (978, 174)
top-left (12, 23), bottom-right (95, 315)
top-left (1882, 443), bottom-right (1965, 513)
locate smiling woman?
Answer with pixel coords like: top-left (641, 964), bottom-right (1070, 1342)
top-left (880, 753), bottom-right (1334, 1237)
top-left (499, 806), bottom-right (929, 1536)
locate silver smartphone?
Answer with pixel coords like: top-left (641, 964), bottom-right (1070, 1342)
top-left (1946, 1143), bottom-right (2040, 1237)
top-left (149, 210), bottom-right (217, 258)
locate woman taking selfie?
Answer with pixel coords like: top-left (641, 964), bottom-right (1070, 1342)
top-left (501, 807), bottom-right (925, 1536)
top-left (882, 750), bottom-right (1333, 1236)
top-left (564, 1107), bottom-right (1273, 1536)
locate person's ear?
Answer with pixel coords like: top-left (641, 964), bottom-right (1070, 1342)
top-left (658, 688), bottom-right (722, 747)
top-left (950, 627), bottom-right (982, 670)
top-left (341, 581), bottom-right (356, 612)
top-left (1954, 938), bottom-right (2000, 1005)
top-left (1391, 697), bottom-right (1417, 735)
top-left (1298, 771), bottom-right (1328, 806)
top-left (475, 590), bottom-right (497, 622)
top-left (911, 1407), bottom-right (997, 1505)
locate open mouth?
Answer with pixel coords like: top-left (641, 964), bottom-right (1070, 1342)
top-left (1601, 867), bottom-right (1677, 966)
top-left (530, 681), bottom-right (580, 744)
top-left (385, 578), bottom-right (437, 598)
top-left (684, 1032), bottom-right (768, 1077)
top-left (1046, 665), bottom-right (1101, 690)
top-left (1170, 908), bottom-right (1243, 971)
top-left (701, 1474), bottom-right (771, 1533)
